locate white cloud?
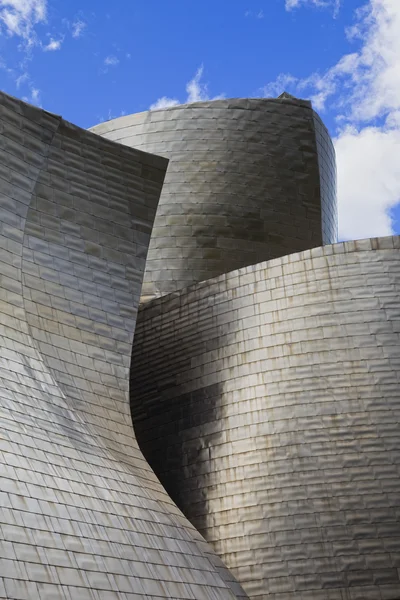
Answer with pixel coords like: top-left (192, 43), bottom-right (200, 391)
top-left (150, 65), bottom-right (224, 110)
top-left (43, 36), bottom-right (62, 51)
top-left (15, 70), bottom-right (28, 86)
top-left (285, 0), bottom-right (340, 16)
top-left (30, 86), bottom-right (40, 103)
top-left (22, 85), bottom-right (41, 106)
top-left (104, 54), bottom-right (119, 66)
top-left (0, 0), bottom-right (47, 45)
top-left (336, 125), bottom-right (400, 239)
top-left (262, 73), bottom-right (299, 97)
top-left (261, 53), bottom-right (359, 110)
top-left (150, 96), bottom-right (180, 110)
top-left (263, 0), bottom-right (400, 241)
top-left (245, 9), bottom-right (264, 18)
top-left (71, 18), bottom-right (85, 38)
top-left (186, 65), bottom-right (209, 103)
top-left (334, 0), bottom-right (400, 239)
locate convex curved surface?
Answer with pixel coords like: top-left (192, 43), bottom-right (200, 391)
top-left (91, 97), bottom-right (337, 302)
top-left (0, 92), bottom-right (247, 600)
top-left (131, 236), bottom-right (400, 600)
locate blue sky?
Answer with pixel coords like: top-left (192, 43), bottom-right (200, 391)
top-left (0, 0), bottom-right (399, 241)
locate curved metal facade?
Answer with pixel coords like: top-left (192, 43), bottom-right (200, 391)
top-left (3, 89), bottom-right (394, 600)
top-left (0, 92), bottom-right (247, 600)
top-left (91, 98), bottom-right (338, 302)
top-left (131, 237), bottom-right (400, 600)
top-left (313, 112), bottom-right (338, 243)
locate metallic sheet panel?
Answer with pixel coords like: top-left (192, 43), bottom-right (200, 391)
top-left (131, 236), bottom-right (400, 600)
top-left (91, 97), bottom-right (338, 302)
top-left (0, 91), bottom-right (247, 600)
top-left (313, 112), bottom-right (338, 244)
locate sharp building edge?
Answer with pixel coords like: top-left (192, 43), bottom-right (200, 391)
top-left (0, 91), bottom-right (248, 600)
top-left (90, 97), bottom-right (337, 303)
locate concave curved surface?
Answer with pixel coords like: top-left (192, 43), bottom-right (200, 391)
top-left (131, 237), bottom-right (400, 600)
top-left (0, 92), bottom-right (247, 600)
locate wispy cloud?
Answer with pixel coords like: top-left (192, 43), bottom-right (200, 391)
top-left (263, 0), bottom-right (400, 241)
top-left (22, 85), bottom-right (41, 106)
top-left (0, 1), bottom-right (49, 104)
top-left (43, 36), bottom-right (63, 51)
top-left (0, 0), bottom-right (47, 46)
top-left (285, 0), bottom-right (340, 17)
top-left (97, 108), bottom-right (127, 123)
top-left (0, 3), bottom-right (88, 108)
top-left (30, 86), bottom-right (40, 104)
top-left (150, 65), bottom-right (224, 110)
top-left (150, 96), bottom-right (180, 110)
top-left (245, 9), bottom-right (264, 18)
top-left (104, 54), bottom-right (119, 67)
top-left (15, 71), bottom-right (29, 87)
top-left (71, 18), bottom-right (86, 38)
top-left (262, 73), bottom-right (299, 98)
top-left (186, 65), bottom-right (209, 102)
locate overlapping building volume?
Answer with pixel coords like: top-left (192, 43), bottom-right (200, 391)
top-left (0, 89), bottom-right (399, 600)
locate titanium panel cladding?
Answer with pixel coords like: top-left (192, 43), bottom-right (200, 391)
top-left (131, 236), bottom-right (400, 600)
top-left (91, 98), bottom-right (338, 302)
top-left (313, 112), bottom-right (338, 243)
top-left (0, 92), bottom-right (247, 600)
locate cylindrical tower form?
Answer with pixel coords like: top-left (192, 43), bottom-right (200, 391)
top-left (91, 97), bottom-right (337, 302)
top-left (131, 236), bottom-right (400, 600)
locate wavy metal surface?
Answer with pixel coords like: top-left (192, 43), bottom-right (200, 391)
top-left (131, 236), bottom-right (400, 600)
top-left (91, 98), bottom-right (337, 302)
top-left (0, 92), bottom-right (247, 599)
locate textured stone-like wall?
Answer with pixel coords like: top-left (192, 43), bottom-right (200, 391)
top-left (91, 98), bottom-right (337, 302)
top-left (0, 92), bottom-right (246, 600)
top-left (131, 236), bottom-right (400, 600)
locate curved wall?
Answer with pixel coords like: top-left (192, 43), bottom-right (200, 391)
top-left (91, 97), bottom-right (337, 302)
top-left (131, 236), bottom-right (400, 600)
top-left (0, 92), bottom-right (246, 600)
top-left (313, 112), bottom-right (338, 243)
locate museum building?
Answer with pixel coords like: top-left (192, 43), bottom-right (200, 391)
top-left (0, 90), bottom-right (399, 600)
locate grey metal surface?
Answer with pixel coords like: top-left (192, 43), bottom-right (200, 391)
top-left (313, 112), bottom-right (338, 244)
top-left (131, 236), bottom-right (400, 600)
top-left (0, 91), bottom-right (247, 600)
top-left (91, 97), bottom-right (338, 303)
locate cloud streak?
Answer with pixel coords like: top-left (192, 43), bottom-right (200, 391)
top-left (285, 0), bottom-right (340, 17)
top-left (245, 10), bottom-right (264, 19)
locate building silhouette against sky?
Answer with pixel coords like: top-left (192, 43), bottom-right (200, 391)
top-left (0, 90), bottom-right (399, 600)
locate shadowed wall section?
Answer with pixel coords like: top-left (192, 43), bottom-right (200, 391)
top-left (91, 97), bottom-right (337, 302)
top-left (131, 237), bottom-right (400, 600)
top-left (0, 92), bottom-right (247, 600)
top-left (313, 112), bottom-right (338, 243)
